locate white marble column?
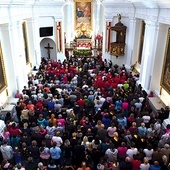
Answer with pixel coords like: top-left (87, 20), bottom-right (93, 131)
top-left (13, 21), bottom-right (28, 89)
top-left (0, 24), bottom-right (17, 98)
top-left (64, 0), bottom-right (74, 43)
top-left (126, 17), bottom-right (136, 67)
top-left (139, 21), bottom-right (159, 92)
top-left (132, 19), bottom-right (141, 66)
top-left (31, 17), bottom-right (41, 65)
top-left (25, 19), bottom-right (37, 67)
top-left (95, 0), bottom-right (101, 34)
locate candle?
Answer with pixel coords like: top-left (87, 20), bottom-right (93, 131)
top-left (159, 87), bottom-right (162, 95)
top-left (6, 89), bottom-right (9, 96)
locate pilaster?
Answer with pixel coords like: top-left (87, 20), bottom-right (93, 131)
top-left (64, 0), bottom-right (74, 42)
top-left (0, 23), bottom-right (18, 95)
top-left (31, 17), bottom-right (41, 65)
top-left (126, 17), bottom-right (136, 66)
top-left (139, 21), bottom-right (159, 91)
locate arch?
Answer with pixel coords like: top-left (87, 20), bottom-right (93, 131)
top-left (40, 38), bottom-right (57, 60)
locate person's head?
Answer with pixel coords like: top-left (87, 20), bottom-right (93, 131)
top-left (1, 159), bottom-right (10, 169)
top-left (11, 122), bottom-right (16, 128)
top-left (132, 122), bottom-right (136, 127)
top-left (147, 143), bottom-right (153, 150)
top-left (153, 161), bottom-right (159, 167)
top-left (113, 132), bottom-right (118, 138)
top-left (64, 139), bottom-right (70, 147)
top-left (48, 121), bottom-right (53, 127)
top-left (101, 124), bottom-right (105, 129)
top-left (27, 157), bottom-right (33, 163)
top-left (164, 144), bottom-right (170, 149)
top-left (45, 134), bottom-right (50, 139)
top-left (38, 162), bottom-right (44, 169)
top-left (83, 136), bottom-right (88, 143)
top-left (72, 132), bottom-right (77, 138)
top-left (39, 114), bottom-right (43, 119)
top-left (15, 163), bottom-right (22, 170)
top-left (162, 155), bottom-right (168, 162)
top-left (51, 114), bottom-right (55, 118)
top-left (97, 120), bottom-right (102, 126)
top-left (110, 143), bottom-right (115, 150)
top-left (41, 140), bottom-right (46, 147)
top-left (150, 123), bottom-right (154, 129)
top-left (58, 114), bottom-right (62, 118)
top-left (125, 156), bottom-right (131, 162)
top-left (121, 142), bottom-right (126, 147)
top-left (141, 122), bottom-right (145, 127)
top-left (52, 142), bottom-right (57, 147)
top-left (49, 159), bottom-right (55, 166)
top-left (130, 142), bottom-right (135, 148)
top-left (55, 131), bottom-right (60, 136)
top-left (87, 128), bottom-right (91, 133)
top-left (23, 122), bottom-right (28, 128)
top-left (143, 157), bottom-right (149, 164)
top-left (22, 142), bottom-right (27, 148)
top-left (31, 140), bottom-right (37, 147)
top-left (81, 161), bottom-right (87, 168)
top-left (129, 113), bottom-right (134, 118)
top-left (2, 139), bottom-right (8, 145)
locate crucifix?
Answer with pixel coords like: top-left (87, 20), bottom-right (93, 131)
top-left (44, 43), bottom-right (53, 59)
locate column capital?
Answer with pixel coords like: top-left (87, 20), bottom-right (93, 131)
top-left (0, 24), bottom-right (9, 32)
top-left (54, 17), bottom-right (62, 22)
top-left (8, 21), bottom-right (21, 30)
top-left (145, 20), bottom-right (157, 27)
top-left (156, 24), bottom-right (169, 31)
top-left (96, 0), bottom-right (103, 2)
top-left (65, 0), bottom-right (73, 3)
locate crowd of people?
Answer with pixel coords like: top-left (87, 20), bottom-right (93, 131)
top-left (0, 54), bottom-right (170, 170)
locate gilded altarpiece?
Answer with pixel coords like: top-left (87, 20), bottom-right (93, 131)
top-left (161, 28), bottom-right (170, 94)
top-left (74, 0), bottom-right (92, 37)
top-left (138, 21), bottom-right (145, 64)
top-left (22, 22), bottom-right (30, 64)
top-left (0, 42), bottom-right (7, 93)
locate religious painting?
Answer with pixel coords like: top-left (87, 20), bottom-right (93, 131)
top-left (161, 28), bottom-right (170, 94)
top-left (74, 0), bottom-right (92, 38)
top-left (22, 22), bottom-right (30, 64)
top-left (0, 42), bottom-right (7, 93)
top-left (138, 20), bottom-right (145, 64)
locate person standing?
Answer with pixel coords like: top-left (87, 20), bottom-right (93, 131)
top-left (0, 139), bottom-right (14, 164)
top-left (50, 142), bottom-right (62, 167)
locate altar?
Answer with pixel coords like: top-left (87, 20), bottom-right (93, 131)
top-left (65, 33), bottom-right (102, 57)
top-left (76, 38), bottom-right (92, 49)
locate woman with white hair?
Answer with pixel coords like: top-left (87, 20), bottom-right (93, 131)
top-left (81, 136), bottom-right (89, 149)
top-left (139, 157), bottom-right (150, 170)
top-left (160, 155), bottom-right (168, 169)
top-left (37, 162), bottom-right (46, 170)
top-left (138, 122), bottom-right (147, 137)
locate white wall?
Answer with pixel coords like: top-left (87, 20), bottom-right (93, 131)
top-left (0, 3), bottom-right (65, 104)
top-left (103, 5), bottom-right (170, 106)
top-left (1, 1), bottom-right (170, 108)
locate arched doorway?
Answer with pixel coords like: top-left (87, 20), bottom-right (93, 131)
top-left (40, 38), bottom-right (57, 60)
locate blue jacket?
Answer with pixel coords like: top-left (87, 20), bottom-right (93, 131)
top-left (50, 146), bottom-right (61, 160)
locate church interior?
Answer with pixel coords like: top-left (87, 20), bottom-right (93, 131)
top-left (0, 0), bottom-right (170, 169)
top-left (0, 0), bottom-right (170, 105)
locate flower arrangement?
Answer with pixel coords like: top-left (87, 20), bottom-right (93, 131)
top-left (130, 61), bottom-right (137, 71)
top-left (77, 42), bottom-right (92, 48)
top-left (95, 34), bottom-right (103, 40)
top-left (73, 49), bottom-right (92, 56)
